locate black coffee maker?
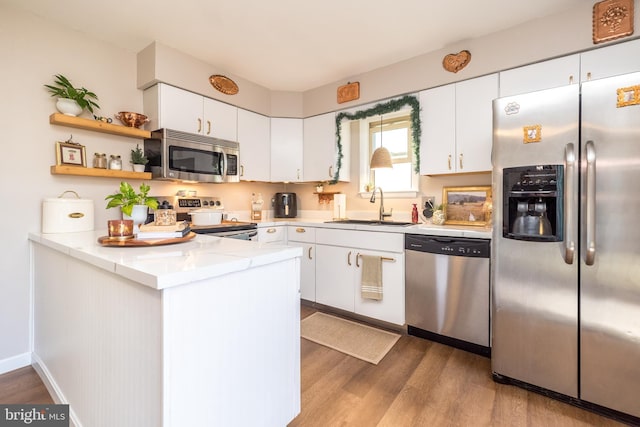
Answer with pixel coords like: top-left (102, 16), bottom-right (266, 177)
top-left (273, 192), bottom-right (297, 218)
top-left (503, 165), bottom-right (563, 242)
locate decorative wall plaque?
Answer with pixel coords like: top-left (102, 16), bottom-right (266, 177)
top-left (593, 0), bottom-right (634, 44)
top-left (337, 82), bottom-right (360, 104)
top-left (442, 50), bottom-right (471, 73)
top-left (209, 74), bottom-right (239, 95)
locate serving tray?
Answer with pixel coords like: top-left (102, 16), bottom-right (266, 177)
top-left (97, 232), bottom-right (196, 247)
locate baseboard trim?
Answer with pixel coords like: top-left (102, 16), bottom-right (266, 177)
top-left (32, 353), bottom-right (82, 427)
top-left (0, 352), bottom-right (31, 375)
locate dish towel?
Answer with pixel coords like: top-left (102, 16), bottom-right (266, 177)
top-left (360, 255), bottom-right (383, 300)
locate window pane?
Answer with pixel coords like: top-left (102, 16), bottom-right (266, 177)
top-left (373, 162), bottom-right (412, 191)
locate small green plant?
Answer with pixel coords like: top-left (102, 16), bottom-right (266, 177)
top-left (130, 144), bottom-right (148, 165)
top-left (105, 182), bottom-right (158, 216)
top-left (44, 74), bottom-right (100, 114)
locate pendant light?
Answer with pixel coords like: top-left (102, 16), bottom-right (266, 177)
top-left (370, 115), bottom-right (393, 169)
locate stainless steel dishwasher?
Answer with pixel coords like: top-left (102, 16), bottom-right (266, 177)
top-left (405, 234), bottom-right (490, 356)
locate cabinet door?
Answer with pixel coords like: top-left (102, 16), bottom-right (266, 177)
top-left (271, 118), bottom-right (303, 182)
top-left (354, 250), bottom-right (405, 326)
top-left (580, 38), bottom-right (640, 82)
top-left (303, 113), bottom-right (341, 182)
top-left (288, 241), bottom-right (316, 301)
top-left (455, 74), bottom-right (498, 173)
top-left (499, 54), bottom-right (579, 97)
top-left (237, 109), bottom-right (271, 181)
top-left (203, 98), bottom-right (238, 141)
top-left (419, 85), bottom-right (456, 175)
top-left (158, 84), bottom-right (204, 134)
top-left (257, 226), bottom-right (285, 244)
top-left (315, 245), bottom-right (354, 312)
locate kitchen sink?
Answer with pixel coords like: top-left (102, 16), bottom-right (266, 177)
top-left (325, 219), bottom-right (415, 226)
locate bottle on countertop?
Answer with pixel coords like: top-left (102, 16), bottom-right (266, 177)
top-left (412, 203), bottom-right (419, 223)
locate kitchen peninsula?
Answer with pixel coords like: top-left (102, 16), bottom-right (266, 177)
top-left (28, 231), bottom-right (302, 427)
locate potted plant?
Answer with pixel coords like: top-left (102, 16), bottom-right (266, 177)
top-left (130, 144), bottom-right (148, 173)
top-left (44, 74), bottom-right (100, 116)
top-left (105, 182), bottom-right (158, 232)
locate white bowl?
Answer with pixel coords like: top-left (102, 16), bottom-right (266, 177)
top-left (189, 210), bottom-right (222, 226)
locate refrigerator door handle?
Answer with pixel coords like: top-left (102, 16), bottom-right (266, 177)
top-left (564, 143), bottom-right (576, 264)
top-left (585, 140), bottom-right (596, 266)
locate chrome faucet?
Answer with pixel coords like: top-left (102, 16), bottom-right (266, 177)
top-left (370, 187), bottom-right (393, 221)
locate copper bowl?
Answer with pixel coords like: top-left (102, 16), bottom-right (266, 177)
top-left (115, 111), bottom-right (149, 128)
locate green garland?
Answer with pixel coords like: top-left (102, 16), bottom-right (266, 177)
top-left (332, 95), bottom-right (421, 184)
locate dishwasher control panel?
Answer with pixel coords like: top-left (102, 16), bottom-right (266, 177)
top-left (405, 234), bottom-right (490, 258)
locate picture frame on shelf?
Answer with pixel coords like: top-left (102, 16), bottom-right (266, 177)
top-left (443, 186), bottom-right (492, 226)
top-left (56, 141), bottom-right (86, 167)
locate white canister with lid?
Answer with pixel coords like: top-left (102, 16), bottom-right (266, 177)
top-left (42, 190), bottom-right (94, 233)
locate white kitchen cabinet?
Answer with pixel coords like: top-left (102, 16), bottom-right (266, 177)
top-left (580, 38), bottom-right (640, 82)
top-left (143, 83), bottom-right (238, 140)
top-left (499, 54), bottom-right (580, 97)
top-left (257, 225), bottom-right (286, 244)
top-left (420, 74), bottom-right (497, 175)
top-left (287, 226), bottom-right (316, 301)
top-left (237, 109), bottom-right (270, 182)
top-left (315, 228), bottom-right (405, 325)
top-left (303, 113), bottom-right (349, 182)
top-left (271, 118), bottom-right (303, 182)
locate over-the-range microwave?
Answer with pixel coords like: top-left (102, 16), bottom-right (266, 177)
top-left (144, 128), bottom-right (240, 183)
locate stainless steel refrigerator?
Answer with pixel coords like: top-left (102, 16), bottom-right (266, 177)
top-left (491, 71), bottom-right (640, 421)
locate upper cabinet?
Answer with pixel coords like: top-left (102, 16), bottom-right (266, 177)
top-left (143, 83), bottom-right (238, 140)
top-left (270, 118), bottom-right (303, 182)
top-left (303, 112), bottom-right (349, 182)
top-left (420, 74), bottom-right (498, 175)
top-left (499, 54), bottom-right (580, 97)
top-left (580, 38), bottom-right (640, 82)
top-left (237, 109), bottom-right (271, 182)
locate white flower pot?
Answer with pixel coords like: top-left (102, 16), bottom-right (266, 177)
top-left (123, 205), bottom-right (149, 234)
top-left (132, 164), bottom-right (146, 173)
top-left (56, 98), bottom-right (83, 116)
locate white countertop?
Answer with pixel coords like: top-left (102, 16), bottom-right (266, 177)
top-left (253, 217), bottom-right (492, 239)
top-left (28, 230), bottom-right (302, 290)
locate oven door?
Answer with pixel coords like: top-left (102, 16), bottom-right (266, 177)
top-left (207, 229), bottom-right (257, 240)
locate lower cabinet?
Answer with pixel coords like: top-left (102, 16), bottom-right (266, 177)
top-left (257, 225), bottom-right (286, 244)
top-left (286, 226), bottom-right (316, 301)
top-left (315, 228), bottom-right (405, 326)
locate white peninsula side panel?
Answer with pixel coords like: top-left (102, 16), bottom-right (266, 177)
top-left (31, 241), bottom-right (300, 427)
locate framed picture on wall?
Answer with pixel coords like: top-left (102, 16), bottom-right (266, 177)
top-left (443, 186), bottom-right (492, 226)
top-left (56, 141), bottom-right (86, 167)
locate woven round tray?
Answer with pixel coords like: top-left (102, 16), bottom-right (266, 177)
top-left (209, 74), bottom-right (239, 95)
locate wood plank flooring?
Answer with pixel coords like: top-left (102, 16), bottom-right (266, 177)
top-left (290, 305), bottom-right (625, 427)
top-left (0, 305), bottom-right (627, 426)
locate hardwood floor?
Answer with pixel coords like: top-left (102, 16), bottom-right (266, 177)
top-left (290, 305), bottom-right (625, 427)
top-left (0, 306), bottom-right (627, 426)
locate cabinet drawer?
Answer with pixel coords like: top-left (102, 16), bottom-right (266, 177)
top-left (258, 226), bottom-right (285, 243)
top-left (316, 228), bottom-right (403, 252)
top-left (287, 226), bottom-right (316, 243)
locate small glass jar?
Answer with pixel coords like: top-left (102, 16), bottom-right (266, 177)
top-left (108, 155), bottom-right (122, 170)
top-left (93, 153), bottom-right (107, 169)
top-left (154, 203), bottom-right (177, 226)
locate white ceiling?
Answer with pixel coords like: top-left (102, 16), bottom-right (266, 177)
top-left (5, 0), bottom-right (585, 91)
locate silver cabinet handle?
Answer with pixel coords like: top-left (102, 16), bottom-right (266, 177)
top-left (564, 143), bottom-right (576, 264)
top-left (207, 120), bottom-right (211, 135)
top-left (308, 247), bottom-right (313, 260)
top-left (447, 155), bottom-right (452, 170)
top-left (355, 252), bottom-right (361, 268)
top-left (197, 118), bottom-right (202, 133)
top-left (347, 251), bottom-right (352, 266)
top-left (240, 165), bottom-right (244, 177)
top-left (459, 153), bottom-right (463, 169)
top-left (329, 165), bottom-right (333, 178)
top-left (585, 141), bottom-right (596, 266)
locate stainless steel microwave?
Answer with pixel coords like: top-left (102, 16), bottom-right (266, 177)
top-left (144, 129), bottom-right (240, 183)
